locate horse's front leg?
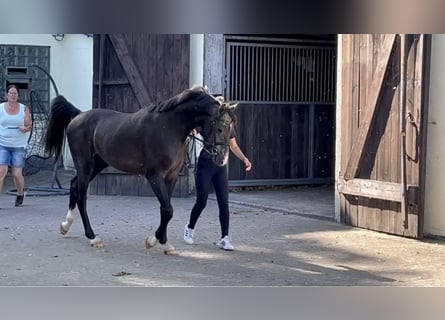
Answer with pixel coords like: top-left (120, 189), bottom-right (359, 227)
top-left (145, 173), bottom-right (177, 255)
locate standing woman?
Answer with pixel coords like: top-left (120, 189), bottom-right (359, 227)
top-left (184, 124), bottom-right (252, 251)
top-left (0, 85), bottom-right (32, 206)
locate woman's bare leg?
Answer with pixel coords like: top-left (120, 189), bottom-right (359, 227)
top-left (11, 167), bottom-right (25, 195)
top-left (0, 164), bottom-right (8, 193)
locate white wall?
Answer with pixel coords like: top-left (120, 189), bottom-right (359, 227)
top-left (0, 34), bottom-right (93, 169)
top-left (0, 34), bottom-right (93, 109)
top-left (49, 35), bottom-right (93, 111)
top-left (424, 34), bottom-right (445, 237)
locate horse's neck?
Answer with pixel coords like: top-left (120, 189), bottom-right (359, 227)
top-left (153, 111), bottom-right (198, 142)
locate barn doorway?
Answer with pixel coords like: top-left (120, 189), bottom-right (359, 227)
top-left (222, 35), bottom-right (337, 187)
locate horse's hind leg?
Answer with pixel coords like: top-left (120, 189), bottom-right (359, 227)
top-left (60, 176), bottom-right (79, 235)
top-left (63, 157), bottom-right (108, 248)
top-left (60, 158), bottom-right (108, 244)
top-left (70, 173), bottom-right (104, 248)
top-left (78, 158), bottom-right (109, 248)
top-left (59, 175), bottom-right (99, 248)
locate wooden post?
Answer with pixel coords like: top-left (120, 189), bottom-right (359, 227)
top-left (399, 34), bottom-right (408, 230)
top-left (97, 34), bottom-right (105, 109)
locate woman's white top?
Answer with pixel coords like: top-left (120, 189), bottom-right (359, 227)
top-left (0, 102), bottom-right (30, 148)
top-left (193, 132), bottom-right (204, 158)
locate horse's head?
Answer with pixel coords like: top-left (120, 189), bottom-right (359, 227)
top-left (202, 97), bottom-right (238, 167)
top-left (161, 86), bottom-right (236, 166)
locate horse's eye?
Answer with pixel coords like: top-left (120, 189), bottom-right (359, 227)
top-left (218, 128), bottom-right (223, 133)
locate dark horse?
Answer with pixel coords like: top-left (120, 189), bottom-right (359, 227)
top-left (43, 86), bottom-right (236, 254)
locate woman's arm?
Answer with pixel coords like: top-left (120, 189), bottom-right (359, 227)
top-left (20, 106), bottom-right (32, 132)
top-left (229, 137), bottom-right (252, 171)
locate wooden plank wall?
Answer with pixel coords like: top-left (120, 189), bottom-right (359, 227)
top-left (89, 34), bottom-right (191, 197)
top-left (92, 34), bottom-right (189, 111)
top-left (339, 35), bottom-right (426, 237)
top-left (229, 102), bottom-right (335, 182)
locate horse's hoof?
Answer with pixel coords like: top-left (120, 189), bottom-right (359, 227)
top-left (90, 237), bottom-right (103, 248)
top-left (60, 223), bottom-right (68, 235)
top-left (145, 236), bottom-right (158, 249)
top-left (163, 242), bottom-right (178, 255)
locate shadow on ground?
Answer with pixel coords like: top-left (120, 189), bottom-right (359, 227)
top-left (0, 169), bottom-right (444, 286)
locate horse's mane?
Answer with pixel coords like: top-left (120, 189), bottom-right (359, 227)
top-left (148, 86), bottom-right (216, 113)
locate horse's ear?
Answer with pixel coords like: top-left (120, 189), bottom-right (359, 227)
top-left (215, 96), bottom-right (225, 104)
top-left (190, 85), bottom-right (207, 93)
top-left (230, 103), bottom-right (238, 109)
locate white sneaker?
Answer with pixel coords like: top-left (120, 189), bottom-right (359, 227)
top-left (217, 235), bottom-right (234, 251)
top-left (183, 224), bottom-right (194, 244)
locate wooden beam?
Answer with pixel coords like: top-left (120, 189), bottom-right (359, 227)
top-left (338, 177), bottom-right (402, 202)
top-left (97, 34), bottom-right (105, 109)
top-left (93, 80), bottom-right (130, 86)
top-left (399, 34), bottom-right (408, 229)
top-left (343, 34), bottom-right (397, 180)
top-left (108, 34), bottom-right (153, 108)
top-left (415, 34), bottom-right (427, 238)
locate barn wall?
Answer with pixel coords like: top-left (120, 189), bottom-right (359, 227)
top-left (424, 35), bottom-right (445, 237)
top-left (89, 34), bottom-right (191, 197)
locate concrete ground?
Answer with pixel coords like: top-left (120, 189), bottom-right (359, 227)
top-left (0, 169), bottom-right (444, 286)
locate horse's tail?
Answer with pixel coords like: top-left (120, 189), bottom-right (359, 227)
top-left (43, 95), bottom-right (82, 159)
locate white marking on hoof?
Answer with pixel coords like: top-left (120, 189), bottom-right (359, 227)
top-left (163, 242), bottom-right (178, 255)
top-left (145, 236), bottom-right (158, 249)
top-left (90, 237), bottom-right (103, 248)
top-left (60, 208), bottom-right (76, 235)
top-left (60, 223), bottom-right (68, 235)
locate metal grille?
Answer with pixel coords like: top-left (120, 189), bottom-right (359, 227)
top-left (0, 45), bottom-right (50, 109)
top-left (226, 41), bottom-right (336, 103)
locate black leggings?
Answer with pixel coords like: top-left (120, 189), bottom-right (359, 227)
top-left (188, 156), bottom-right (230, 238)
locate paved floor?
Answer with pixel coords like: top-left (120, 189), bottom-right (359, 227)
top-left (0, 169), bottom-right (444, 286)
top-left (226, 185), bottom-right (334, 221)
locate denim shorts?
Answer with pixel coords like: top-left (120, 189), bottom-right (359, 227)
top-left (0, 145), bottom-right (27, 168)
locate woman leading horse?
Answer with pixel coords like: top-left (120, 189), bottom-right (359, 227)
top-left (43, 86), bottom-right (235, 254)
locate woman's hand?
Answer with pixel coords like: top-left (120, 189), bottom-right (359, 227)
top-left (19, 126), bottom-right (31, 133)
top-left (243, 158), bottom-right (252, 171)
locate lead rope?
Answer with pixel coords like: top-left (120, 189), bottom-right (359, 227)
top-left (189, 132), bottom-right (229, 155)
